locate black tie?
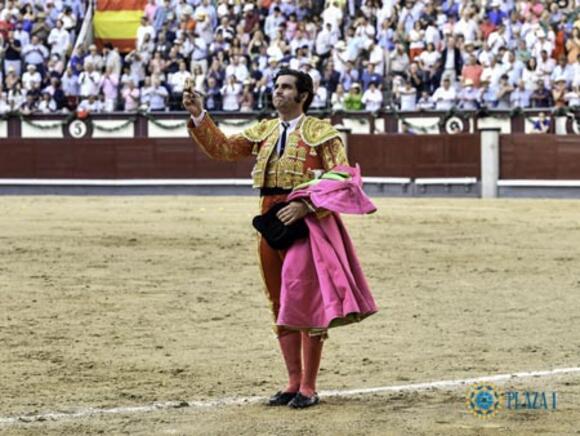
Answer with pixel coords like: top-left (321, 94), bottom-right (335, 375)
top-left (279, 121), bottom-right (289, 155)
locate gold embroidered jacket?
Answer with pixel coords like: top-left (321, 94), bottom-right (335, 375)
top-left (187, 114), bottom-right (349, 189)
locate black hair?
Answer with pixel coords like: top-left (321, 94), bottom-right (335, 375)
top-left (274, 68), bottom-right (314, 113)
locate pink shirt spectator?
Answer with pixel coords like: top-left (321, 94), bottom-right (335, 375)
top-left (123, 87), bottom-right (140, 111)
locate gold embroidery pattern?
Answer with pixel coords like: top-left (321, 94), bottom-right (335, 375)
top-left (321, 137), bottom-right (349, 171)
top-left (301, 116), bottom-right (341, 147)
top-left (252, 132), bottom-right (279, 188)
top-left (188, 115), bottom-right (253, 161)
top-left (242, 118), bottom-right (278, 142)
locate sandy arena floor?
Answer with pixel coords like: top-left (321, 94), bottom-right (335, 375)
top-left (0, 196), bottom-right (579, 435)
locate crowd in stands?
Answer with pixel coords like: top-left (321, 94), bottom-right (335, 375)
top-left (0, 0), bottom-right (579, 115)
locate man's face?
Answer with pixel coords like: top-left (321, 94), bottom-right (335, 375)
top-left (273, 75), bottom-right (303, 112)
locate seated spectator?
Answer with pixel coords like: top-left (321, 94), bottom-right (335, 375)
top-left (531, 79), bottom-right (552, 108)
top-left (330, 83), bottom-right (346, 111)
top-left (531, 112), bottom-right (551, 133)
top-left (20, 94), bottom-right (39, 115)
top-left (510, 80), bottom-right (532, 108)
top-left (495, 75), bottom-right (514, 109)
top-left (479, 79), bottom-right (498, 108)
top-left (458, 79), bottom-right (479, 110)
top-left (417, 90), bottom-right (435, 111)
top-left (551, 77), bottom-right (567, 108)
top-left (37, 92), bottom-right (57, 113)
top-left (42, 77), bottom-right (66, 110)
top-left (8, 83), bottom-right (26, 112)
top-left (398, 80), bottom-right (417, 111)
top-left (78, 95), bottom-right (103, 113)
top-left (343, 82), bottom-right (363, 111)
top-left (22, 64), bottom-right (42, 92)
top-left (4, 66), bottom-right (20, 92)
top-left (310, 79), bottom-right (328, 110)
top-left (432, 76), bottom-right (456, 111)
top-left (0, 85), bottom-right (9, 114)
top-left (564, 85), bottom-right (579, 107)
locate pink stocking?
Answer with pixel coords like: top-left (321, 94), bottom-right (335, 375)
top-left (278, 331), bottom-right (302, 392)
top-left (300, 332), bottom-right (324, 397)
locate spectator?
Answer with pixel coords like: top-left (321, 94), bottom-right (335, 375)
top-left (84, 44), bottom-right (105, 71)
top-left (19, 93), bottom-right (37, 115)
top-left (103, 43), bottom-right (122, 78)
top-left (37, 92), bottom-right (57, 113)
top-left (47, 19), bottom-right (70, 58)
top-left (510, 80), bottom-right (532, 108)
top-left (78, 63), bottom-right (101, 98)
top-left (169, 60), bottom-right (192, 108)
top-left (22, 35), bottom-right (49, 76)
top-left (204, 76), bottom-right (222, 111)
top-left (330, 83), bottom-right (346, 111)
top-left (522, 58), bottom-right (540, 91)
top-left (240, 81), bottom-right (254, 112)
top-left (439, 36), bottom-right (462, 84)
top-left (531, 79), bottom-right (552, 108)
top-left (221, 75), bottom-right (242, 111)
top-left (360, 63), bottom-right (382, 92)
top-left (344, 82), bottom-right (363, 110)
top-left (310, 79), bottom-right (328, 110)
top-left (552, 77), bottom-right (567, 108)
top-left (458, 79), bottom-right (479, 110)
top-left (100, 67), bottom-right (119, 112)
top-left (479, 78), bottom-right (497, 108)
top-left (493, 74), bottom-right (513, 109)
top-left (136, 16), bottom-right (155, 50)
top-left (122, 80), bottom-right (140, 112)
top-left (531, 112), bottom-right (551, 133)
top-left (432, 76), bottom-right (456, 111)
top-left (398, 80), bottom-right (418, 111)
top-left (142, 78), bottom-right (168, 111)
top-left (3, 30), bottom-right (22, 77)
top-left (461, 55), bottom-right (483, 88)
top-left (22, 64), bottom-right (42, 92)
top-left (389, 43), bottom-right (409, 77)
top-left (78, 95), bottom-right (103, 113)
top-left (564, 85), bottom-right (580, 108)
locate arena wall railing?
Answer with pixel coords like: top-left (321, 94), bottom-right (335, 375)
top-left (0, 111), bottom-right (578, 197)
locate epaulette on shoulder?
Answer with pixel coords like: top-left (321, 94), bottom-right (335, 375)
top-left (301, 116), bottom-right (341, 147)
top-left (241, 118), bottom-right (278, 142)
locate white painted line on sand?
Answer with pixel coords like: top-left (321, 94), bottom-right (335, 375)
top-left (1, 366), bottom-right (579, 426)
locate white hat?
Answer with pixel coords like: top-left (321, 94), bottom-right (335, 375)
top-left (335, 41), bottom-right (346, 50)
top-left (464, 78), bottom-right (474, 86)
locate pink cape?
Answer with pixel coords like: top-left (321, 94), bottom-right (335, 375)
top-left (277, 165), bottom-right (378, 331)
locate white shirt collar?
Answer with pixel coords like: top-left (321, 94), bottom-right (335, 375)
top-left (279, 114), bottom-right (303, 134)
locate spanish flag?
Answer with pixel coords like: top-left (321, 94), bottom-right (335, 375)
top-left (94, 0), bottom-right (147, 52)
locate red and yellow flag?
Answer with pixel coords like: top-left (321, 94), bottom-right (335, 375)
top-left (94, 0), bottom-right (147, 52)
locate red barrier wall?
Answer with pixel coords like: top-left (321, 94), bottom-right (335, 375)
top-left (347, 134), bottom-right (480, 178)
top-left (1, 134), bottom-right (579, 179)
top-left (500, 134), bottom-right (580, 179)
